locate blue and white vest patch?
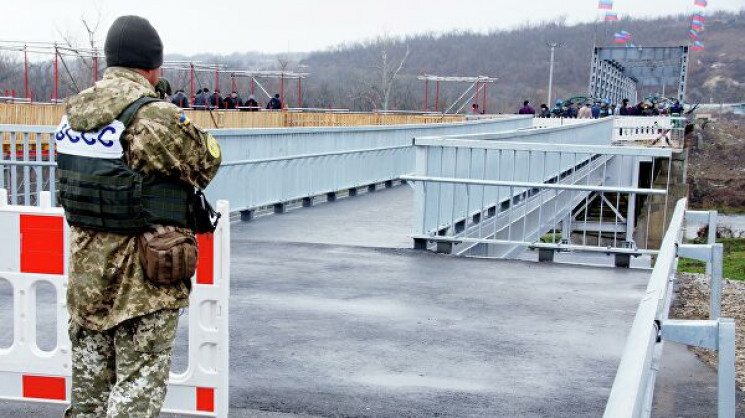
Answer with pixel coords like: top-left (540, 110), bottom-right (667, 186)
top-left (55, 115), bottom-right (125, 159)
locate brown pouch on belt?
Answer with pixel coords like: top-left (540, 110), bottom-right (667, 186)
top-left (138, 225), bottom-right (198, 285)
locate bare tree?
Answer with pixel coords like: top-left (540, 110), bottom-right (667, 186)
top-left (368, 36), bottom-right (410, 110)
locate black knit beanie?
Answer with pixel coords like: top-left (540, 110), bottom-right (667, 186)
top-left (104, 16), bottom-right (163, 70)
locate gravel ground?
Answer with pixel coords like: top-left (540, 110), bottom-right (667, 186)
top-left (670, 273), bottom-right (745, 391)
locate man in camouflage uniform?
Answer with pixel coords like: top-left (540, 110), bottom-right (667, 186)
top-left (62, 16), bottom-right (221, 417)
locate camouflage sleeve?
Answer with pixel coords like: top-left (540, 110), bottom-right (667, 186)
top-left (123, 101), bottom-right (221, 189)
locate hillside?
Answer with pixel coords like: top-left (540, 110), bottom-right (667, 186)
top-left (297, 10), bottom-right (745, 111)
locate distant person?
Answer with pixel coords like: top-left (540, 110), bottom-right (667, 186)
top-left (670, 100), bottom-right (684, 115)
top-left (599, 99), bottom-right (612, 118)
top-left (471, 103), bottom-right (480, 114)
top-left (209, 90), bottom-right (224, 108)
top-left (243, 94), bottom-right (259, 111)
top-left (194, 88), bottom-right (209, 108)
top-left (567, 102), bottom-right (578, 118)
top-left (539, 103), bottom-right (551, 118)
top-left (619, 98), bottom-right (631, 116)
top-left (578, 102), bottom-right (592, 119)
top-left (550, 100), bottom-right (564, 118)
top-left (518, 100), bottom-right (535, 115)
top-left (155, 77), bottom-right (172, 99)
top-left (591, 101), bottom-right (601, 119)
top-left (224, 91), bottom-right (241, 110)
top-left (171, 89), bottom-right (190, 108)
top-left (267, 93), bottom-right (282, 110)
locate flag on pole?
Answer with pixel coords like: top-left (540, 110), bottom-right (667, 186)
top-left (604, 11), bottom-right (619, 21)
top-left (692, 13), bottom-right (706, 22)
top-left (691, 20), bottom-right (705, 31)
top-left (598, 0), bottom-right (613, 10)
top-left (614, 31), bottom-right (632, 43)
top-left (689, 29), bottom-right (700, 39)
top-left (694, 0), bottom-right (707, 7)
top-left (692, 41), bottom-right (705, 50)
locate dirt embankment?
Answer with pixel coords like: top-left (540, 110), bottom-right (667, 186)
top-left (687, 115), bottom-right (745, 212)
top-left (671, 273), bottom-right (745, 391)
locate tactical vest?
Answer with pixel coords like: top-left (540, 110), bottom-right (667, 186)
top-left (56, 97), bottom-right (194, 234)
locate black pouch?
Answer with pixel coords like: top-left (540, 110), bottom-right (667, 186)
top-left (190, 188), bottom-right (221, 234)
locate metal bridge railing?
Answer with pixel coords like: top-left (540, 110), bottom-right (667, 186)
top-left (603, 201), bottom-right (735, 418)
top-left (0, 116), bottom-right (533, 210)
top-left (612, 116), bottom-right (687, 145)
top-left (403, 119), bottom-right (676, 259)
top-left (531, 116), bottom-right (687, 147)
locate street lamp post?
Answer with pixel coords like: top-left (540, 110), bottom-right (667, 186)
top-left (546, 42), bottom-right (563, 106)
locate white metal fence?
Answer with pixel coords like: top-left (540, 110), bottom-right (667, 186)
top-left (603, 201), bottom-right (735, 418)
top-left (403, 119), bottom-right (675, 259)
top-left (531, 116), bottom-right (686, 145)
top-left (0, 117), bottom-right (533, 210)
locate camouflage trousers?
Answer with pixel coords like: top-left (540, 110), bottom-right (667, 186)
top-left (64, 309), bottom-right (180, 418)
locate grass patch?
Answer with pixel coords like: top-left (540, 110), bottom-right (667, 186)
top-left (678, 238), bottom-right (745, 281)
top-left (539, 233), bottom-right (563, 244)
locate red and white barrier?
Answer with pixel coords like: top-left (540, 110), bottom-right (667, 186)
top-left (0, 189), bottom-right (231, 417)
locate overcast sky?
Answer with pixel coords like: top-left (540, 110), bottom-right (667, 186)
top-left (4, 0), bottom-right (744, 55)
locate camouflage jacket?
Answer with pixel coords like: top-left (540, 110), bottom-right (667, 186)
top-left (64, 67), bottom-right (222, 331)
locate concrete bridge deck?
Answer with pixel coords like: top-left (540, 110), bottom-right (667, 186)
top-left (0, 185), bottom-right (739, 417)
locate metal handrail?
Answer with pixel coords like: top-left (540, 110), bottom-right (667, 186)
top-left (603, 199), bottom-right (686, 416)
top-left (604, 199), bottom-right (735, 418)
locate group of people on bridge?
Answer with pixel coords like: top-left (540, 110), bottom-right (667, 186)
top-left (519, 98), bottom-right (685, 119)
top-left (155, 78), bottom-right (283, 111)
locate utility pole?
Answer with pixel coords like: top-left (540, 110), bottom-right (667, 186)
top-left (546, 42), bottom-right (563, 106)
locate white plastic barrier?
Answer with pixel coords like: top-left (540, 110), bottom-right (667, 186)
top-left (613, 116), bottom-right (685, 143)
top-left (0, 189), bottom-right (231, 417)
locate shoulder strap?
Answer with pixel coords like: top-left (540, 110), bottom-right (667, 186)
top-left (118, 96), bottom-right (162, 128)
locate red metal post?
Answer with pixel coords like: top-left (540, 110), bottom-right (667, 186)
top-left (297, 78), bottom-right (302, 109)
top-left (93, 53), bottom-right (98, 83)
top-left (190, 66), bottom-right (195, 102)
top-left (251, 77), bottom-right (255, 95)
top-left (280, 73), bottom-right (285, 110)
top-left (53, 46), bottom-right (59, 101)
top-left (482, 83), bottom-right (487, 114)
top-left (24, 44), bottom-right (29, 99)
top-left (231, 76), bottom-right (236, 93)
top-left (473, 82), bottom-right (480, 110)
top-left (435, 81), bottom-right (440, 112)
top-left (30, 90), bottom-right (33, 103)
top-left (424, 79), bottom-right (428, 111)
top-left (215, 68), bottom-right (219, 92)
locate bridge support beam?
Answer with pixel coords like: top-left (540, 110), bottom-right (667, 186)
top-left (240, 209), bottom-right (254, 222)
top-left (538, 248), bottom-right (555, 263)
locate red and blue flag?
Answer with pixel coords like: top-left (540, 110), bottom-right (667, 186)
top-left (599, 0), bottom-right (613, 10)
top-left (604, 11), bottom-right (619, 21)
top-left (692, 41), bottom-right (704, 50)
top-left (614, 31), bottom-right (632, 43)
top-left (694, 0), bottom-right (707, 7)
